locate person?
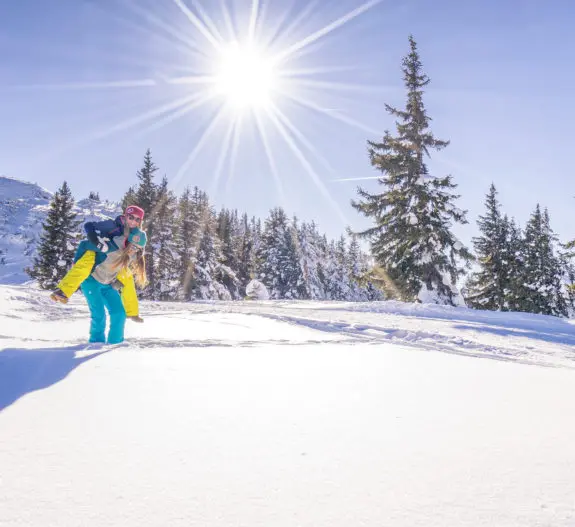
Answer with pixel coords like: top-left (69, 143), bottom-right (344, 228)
top-left (57, 227), bottom-right (148, 344)
top-left (50, 205), bottom-right (145, 303)
top-left (86, 205), bottom-right (145, 253)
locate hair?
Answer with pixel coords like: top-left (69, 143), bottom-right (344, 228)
top-left (112, 247), bottom-right (147, 288)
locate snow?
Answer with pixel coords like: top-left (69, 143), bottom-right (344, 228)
top-left (245, 278), bottom-right (270, 300)
top-left (1, 283), bottom-right (575, 526)
top-left (0, 176), bottom-right (121, 284)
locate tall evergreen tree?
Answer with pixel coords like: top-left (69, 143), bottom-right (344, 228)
top-left (121, 149), bottom-right (160, 297)
top-left (466, 184), bottom-right (510, 310)
top-left (217, 208), bottom-right (241, 299)
top-left (297, 221), bottom-right (327, 300)
top-left (188, 207), bottom-right (232, 300)
top-left (175, 187), bottom-right (196, 300)
top-left (27, 181), bottom-right (81, 289)
top-left (181, 187), bottom-right (211, 299)
top-left (324, 237), bottom-right (352, 300)
top-left (514, 205), bottom-right (568, 316)
top-left (258, 208), bottom-right (302, 299)
top-left (560, 237), bottom-right (575, 314)
top-left (351, 35), bottom-right (472, 305)
top-left (235, 213), bottom-right (257, 293)
top-left (151, 177), bottom-right (179, 300)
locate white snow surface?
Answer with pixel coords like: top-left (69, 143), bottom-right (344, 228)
top-left (1, 283), bottom-right (575, 526)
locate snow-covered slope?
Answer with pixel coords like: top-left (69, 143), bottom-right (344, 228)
top-left (0, 176), bottom-right (121, 284)
top-left (1, 283), bottom-right (575, 526)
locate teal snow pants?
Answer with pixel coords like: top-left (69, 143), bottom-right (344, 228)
top-left (80, 276), bottom-right (126, 344)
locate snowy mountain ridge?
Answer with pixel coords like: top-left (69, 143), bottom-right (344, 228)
top-left (0, 175), bottom-right (121, 284)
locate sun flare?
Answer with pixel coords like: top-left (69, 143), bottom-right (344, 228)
top-left (213, 42), bottom-right (278, 110)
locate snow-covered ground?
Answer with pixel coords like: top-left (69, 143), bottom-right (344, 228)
top-left (1, 283), bottom-right (575, 526)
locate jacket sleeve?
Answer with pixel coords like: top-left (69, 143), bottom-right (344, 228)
top-left (57, 250), bottom-right (96, 298)
top-left (84, 219), bottom-right (118, 245)
top-left (116, 268), bottom-right (139, 317)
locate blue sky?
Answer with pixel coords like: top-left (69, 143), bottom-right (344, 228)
top-left (1, 0), bottom-right (575, 248)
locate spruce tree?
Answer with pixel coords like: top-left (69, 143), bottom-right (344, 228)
top-left (151, 177), bottom-right (179, 300)
top-left (175, 187), bottom-right (196, 300)
top-left (258, 208), bottom-right (302, 299)
top-left (188, 207), bottom-right (232, 300)
top-left (217, 208), bottom-right (241, 299)
top-left (28, 181), bottom-right (81, 289)
top-left (181, 187), bottom-right (211, 299)
top-left (121, 149), bottom-right (160, 296)
top-left (514, 205), bottom-right (568, 316)
top-left (560, 238), bottom-right (575, 314)
top-left (351, 35), bottom-right (472, 305)
top-left (298, 221), bottom-right (327, 299)
top-left (324, 237), bottom-right (351, 300)
top-left (466, 184), bottom-right (509, 310)
top-left (235, 213), bottom-right (257, 293)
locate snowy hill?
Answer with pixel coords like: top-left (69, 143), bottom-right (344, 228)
top-left (0, 176), bottom-right (121, 284)
top-left (1, 283), bottom-right (575, 526)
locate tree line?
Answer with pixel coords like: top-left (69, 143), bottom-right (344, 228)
top-left (27, 35), bottom-right (575, 316)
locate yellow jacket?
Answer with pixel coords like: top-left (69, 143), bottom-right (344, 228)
top-left (57, 251), bottom-right (139, 317)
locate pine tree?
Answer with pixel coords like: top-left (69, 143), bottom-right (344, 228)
top-left (88, 191), bottom-right (100, 202)
top-left (122, 149), bottom-right (160, 297)
top-left (188, 207), bottom-right (232, 300)
top-left (514, 205), bottom-right (568, 316)
top-left (324, 237), bottom-right (351, 300)
top-left (27, 181), bottom-right (81, 289)
top-left (466, 184), bottom-right (510, 310)
top-left (175, 187), bottom-right (196, 300)
top-left (235, 213), bottom-right (256, 294)
top-left (151, 177), bottom-right (179, 300)
top-left (121, 186), bottom-right (137, 211)
top-left (181, 187), bottom-right (211, 299)
top-left (558, 239), bottom-right (575, 315)
top-left (298, 221), bottom-right (327, 299)
top-left (217, 208), bottom-right (241, 299)
top-left (258, 207), bottom-right (302, 299)
top-left (347, 236), bottom-right (372, 301)
top-left (351, 35), bottom-right (472, 305)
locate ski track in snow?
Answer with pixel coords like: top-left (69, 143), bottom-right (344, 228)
top-left (1, 284), bottom-right (575, 369)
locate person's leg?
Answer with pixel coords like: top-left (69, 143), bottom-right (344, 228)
top-left (80, 277), bottom-right (106, 343)
top-left (101, 286), bottom-right (127, 344)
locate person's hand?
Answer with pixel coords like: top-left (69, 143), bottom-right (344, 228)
top-left (96, 236), bottom-right (109, 253)
top-left (128, 316), bottom-right (144, 323)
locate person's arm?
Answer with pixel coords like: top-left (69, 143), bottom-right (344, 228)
top-left (84, 219), bottom-right (117, 249)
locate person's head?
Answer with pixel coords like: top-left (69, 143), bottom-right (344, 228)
top-left (124, 205), bottom-right (145, 229)
top-left (113, 228), bottom-right (148, 287)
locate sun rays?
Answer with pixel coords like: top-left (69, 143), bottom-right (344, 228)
top-left (14, 0), bottom-right (387, 226)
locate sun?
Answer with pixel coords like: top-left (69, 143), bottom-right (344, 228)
top-left (212, 41), bottom-right (278, 111)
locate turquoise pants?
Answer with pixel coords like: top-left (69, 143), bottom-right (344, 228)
top-left (81, 276), bottom-right (126, 344)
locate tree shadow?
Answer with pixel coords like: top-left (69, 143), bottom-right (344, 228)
top-left (0, 344), bottom-right (110, 412)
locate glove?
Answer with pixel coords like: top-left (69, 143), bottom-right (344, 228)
top-left (96, 236), bottom-right (109, 253)
top-left (128, 316), bottom-right (144, 323)
top-left (110, 279), bottom-right (123, 291)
